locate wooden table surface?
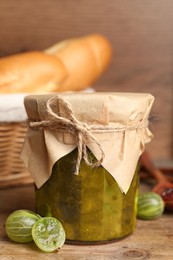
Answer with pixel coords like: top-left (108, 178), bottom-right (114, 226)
top-left (0, 184), bottom-right (173, 260)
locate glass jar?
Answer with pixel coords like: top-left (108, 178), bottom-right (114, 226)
top-left (35, 148), bottom-right (139, 244)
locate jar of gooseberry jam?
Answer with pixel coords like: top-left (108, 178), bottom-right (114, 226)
top-left (35, 148), bottom-right (139, 243)
top-left (21, 92), bottom-right (154, 244)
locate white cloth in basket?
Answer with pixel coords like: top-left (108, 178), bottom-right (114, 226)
top-left (0, 94), bottom-right (27, 122)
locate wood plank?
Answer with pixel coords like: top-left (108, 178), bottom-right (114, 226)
top-left (0, 209), bottom-right (173, 259)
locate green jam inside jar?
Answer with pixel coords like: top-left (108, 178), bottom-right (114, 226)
top-left (35, 148), bottom-right (139, 243)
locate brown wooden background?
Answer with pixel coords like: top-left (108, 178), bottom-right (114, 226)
top-left (0, 0), bottom-right (172, 163)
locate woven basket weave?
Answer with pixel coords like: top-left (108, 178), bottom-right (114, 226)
top-left (0, 122), bottom-right (33, 189)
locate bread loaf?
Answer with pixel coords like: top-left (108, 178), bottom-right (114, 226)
top-left (0, 34), bottom-right (112, 93)
top-left (44, 34), bottom-right (112, 91)
top-left (0, 51), bottom-right (67, 93)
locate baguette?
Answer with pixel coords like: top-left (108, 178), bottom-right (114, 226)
top-left (0, 51), bottom-right (67, 93)
top-left (44, 34), bottom-right (112, 91)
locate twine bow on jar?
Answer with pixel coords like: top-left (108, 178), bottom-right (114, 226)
top-left (29, 96), bottom-right (105, 175)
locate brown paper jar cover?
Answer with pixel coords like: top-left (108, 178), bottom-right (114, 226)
top-left (21, 92), bottom-right (154, 193)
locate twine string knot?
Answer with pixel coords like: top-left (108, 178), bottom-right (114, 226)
top-left (29, 96), bottom-right (105, 175)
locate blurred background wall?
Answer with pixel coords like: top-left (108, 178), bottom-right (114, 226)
top-left (0, 0), bottom-right (172, 163)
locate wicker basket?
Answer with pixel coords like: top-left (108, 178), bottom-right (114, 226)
top-left (0, 121), bottom-right (33, 189)
top-left (0, 94), bottom-right (34, 189)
